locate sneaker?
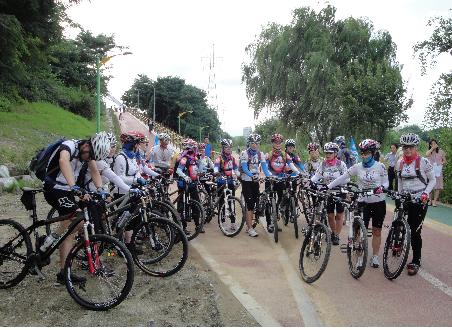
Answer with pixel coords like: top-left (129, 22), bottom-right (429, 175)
top-left (267, 224), bottom-right (274, 233)
top-left (407, 261), bottom-right (420, 276)
top-left (248, 228), bottom-right (259, 237)
top-left (56, 270), bottom-right (86, 285)
top-left (370, 255), bottom-right (380, 268)
top-left (332, 234), bottom-right (340, 246)
top-left (125, 242), bottom-right (144, 255)
top-left (229, 223), bottom-right (237, 232)
top-left (356, 256), bottom-right (364, 269)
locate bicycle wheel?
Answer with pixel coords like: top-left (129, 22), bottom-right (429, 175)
top-left (151, 200), bottom-right (182, 227)
top-left (299, 223), bottom-right (332, 283)
top-left (347, 217), bottom-right (368, 279)
top-left (183, 200), bottom-right (205, 241)
top-left (218, 196), bottom-right (245, 237)
top-left (291, 198), bottom-right (299, 239)
top-left (64, 234), bottom-right (134, 311)
top-left (0, 219), bottom-right (32, 289)
top-left (383, 217), bottom-right (411, 280)
top-left (45, 207), bottom-right (59, 235)
top-left (271, 198), bottom-right (278, 243)
top-left (132, 217), bottom-right (188, 277)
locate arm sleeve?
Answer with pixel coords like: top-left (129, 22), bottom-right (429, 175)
top-left (311, 166), bottom-right (323, 183)
top-left (422, 159), bottom-right (437, 194)
top-left (261, 161), bottom-right (271, 177)
top-left (103, 168), bottom-right (131, 191)
top-left (380, 163), bottom-right (389, 189)
top-left (176, 157), bottom-right (189, 179)
top-left (289, 162), bottom-right (300, 174)
top-left (214, 157), bottom-right (220, 173)
top-left (327, 165), bottom-right (355, 189)
top-left (113, 154), bottom-right (135, 185)
top-left (141, 163), bottom-right (159, 177)
top-left (241, 161), bottom-right (253, 177)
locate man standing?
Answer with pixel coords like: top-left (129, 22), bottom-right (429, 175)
top-left (149, 132), bottom-right (174, 170)
top-left (204, 136), bottom-right (212, 158)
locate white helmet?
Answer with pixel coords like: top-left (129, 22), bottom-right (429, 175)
top-left (221, 139), bottom-right (233, 147)
top-left (323, 142), bottom-right (339, 153)
top-left (285, 139), bottom-right (296, 147)
top-left (247, 133), bottom-right (261, 144)
top-left (400, 133), bottom-right (420, 146)
top-left (106, 132), bottom-right (117, 147)
top-left (91, 132), bottom-right (111, 160)
top-left (158, 132), bottom-right (170, 142)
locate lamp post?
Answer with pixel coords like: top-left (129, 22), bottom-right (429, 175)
top-left (178, 110), bottom-right (192, 135)
top-left (199, 125), bottom-right (209, 142)
top-left (96, 51), bottom-right (132, 132)
top-left (152, 85), bottom-right (156, 122)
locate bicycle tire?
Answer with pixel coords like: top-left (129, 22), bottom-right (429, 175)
top-left (183, 199), bottom-right (204, 241)
top-left (151, 200), bottom-right (182, 227)
top-left (291, 198), bottom-right (299, 239)
top-left (272, 198), bottom-right (278, 243)
top-left (347, 217), bottom-right (368, 279)
top-left (0, 219), bottom-right (32, 289)
top-left (45, 207), bottom-right (58, 235)
top-left (299, 222), bottom-right (332, 283)
top-left (218, 196), bottom-right (245, 237)
top-left (383, 217), bottom-right (411, 280)
top-left (64, 234), bottom-right (134, 311)
top-left (133, 217), bottom-right (189, 277)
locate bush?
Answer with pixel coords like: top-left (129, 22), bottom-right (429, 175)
top-left (438, 128), bottom-right (452, 203)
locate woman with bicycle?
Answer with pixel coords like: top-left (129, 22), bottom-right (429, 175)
top-left (327, 139), bottom-right (389, 268)
top-left (306, 143), bottom-right (322, 177)
top-left (311, 142), bottom-right (348, 245)
top-left (240, 133), bottom-right (271, 237)
top-left (397, 133), bottom-right (436, 275)
top-left (214, 139), bottom-right (240, 232)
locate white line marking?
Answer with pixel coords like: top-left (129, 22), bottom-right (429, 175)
top-left (261, 224), bottom-right (324, 326)
top-left (418, 269), bottom-right (452, 299)
top-left (191, 240), bottom-right (282, 327)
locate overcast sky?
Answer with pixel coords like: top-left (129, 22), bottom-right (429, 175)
top-left (66, 0), bottom-right (451, 136)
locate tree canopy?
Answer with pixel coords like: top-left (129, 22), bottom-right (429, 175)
top-left (121, 75), bottom-right (223, 141)
top-left (242, 5), bottom-right (411, 145)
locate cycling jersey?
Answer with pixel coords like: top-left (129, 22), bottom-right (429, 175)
top-left (307, 158), bottom-right (322, 177)
top-left (311, 159), bottom-right (347, 185)
top-left (198, 155), bottom-right (214, 174)
top-left (240, 149), bottom-right (270, 181)
top-left (397, 157), bottom-right (436, 196)
top-left (328, 161), bottom-right (388, 203)
top-left (85, 160), bottom-right (130, 192)
top-left (284, 152), bottom-right (304, 174)
top-left (176, 154), bottom-right (199, 182)
top-left (214, 154), bottom-right (239, 177)
top-left (266, 151), bottom-right (286, 177)
top-left (149, 145), bottom-right (174, 167)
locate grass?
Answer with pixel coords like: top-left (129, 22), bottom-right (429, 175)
top-left (0, 102), bottom-right (100, 175)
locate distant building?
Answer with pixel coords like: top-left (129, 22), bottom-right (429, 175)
top-left (243, 127), bottom-right (252, 138)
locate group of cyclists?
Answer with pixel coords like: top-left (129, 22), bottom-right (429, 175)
top-left (36, 124), bottom-right (435, 287)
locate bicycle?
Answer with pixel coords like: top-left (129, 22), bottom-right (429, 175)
top-left (280, 174), bottom-right (303, 239)
top-left (259, 177), bottom-right (284, 243)
top-left (298, 186), bottom-right (332, 283)
top-left (382, 189), bottom-right (413, 280)
top-left (1, 187), bottom-right (134, 311)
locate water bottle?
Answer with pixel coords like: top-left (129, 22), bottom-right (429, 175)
top-left (116, 211), bottom-right (131, 230)
top-left (39, 233), bottom-right (59, 252)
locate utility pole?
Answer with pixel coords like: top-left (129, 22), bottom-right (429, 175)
top-left (153, 85), bottom-right (156, 122)
top-left (137, 90), bottom-right (140, 109)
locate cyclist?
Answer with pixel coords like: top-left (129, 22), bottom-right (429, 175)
top-left (397, 133), bottom-right (436, 275)
top-left (264, 133), bottom-right (288, 233)
top-left (175, 138), bottom-right (203, 235)
top-left (43, 132), bottom-right (110, 284)
top-left (198, 143), bottom-right (215, 174)
top-left (112, 131), bottom-right (159, 253)
top-left (214, 139), bottom-right (240, 231)
top-left (240, 133), bottom-right (271, 237)
top-left (149, 132), bottom-right (175, 171)
top-left (327, 139), bottom-right (389, 268)
top-left (306, 142), bottom-right (322, 177)
top-left (336, 136), bottom-right (356, 168)
top-left (284, 139), bottom-right (305, 175)
top-left (311, 142), bottom-right (348, 245)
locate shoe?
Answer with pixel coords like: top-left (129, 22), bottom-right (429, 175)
top-left (407, 261), bottom-right (420, 276)
top-left (332, 234), bottom-right (339, 246)
top-left (356, 256), bottom-right (364, 269)
top-left (248, 228), bottom-right (259, 237)
top-left (56, 270), bottom-right (86, 285)
top-left (125, 242), bottom-right (144, 255)
top-left (229, 223), bottom-right (237, 232)
top-left (370, 255), bottom-right (380, 268)
top-left (267, 224), bottom-right (274, 233)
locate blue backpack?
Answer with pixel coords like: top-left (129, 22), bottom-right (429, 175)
top-left (29, 139), bottom-right (66, 181)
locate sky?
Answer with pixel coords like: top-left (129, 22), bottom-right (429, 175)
top-left (65, 0), bottom-right (451, 136)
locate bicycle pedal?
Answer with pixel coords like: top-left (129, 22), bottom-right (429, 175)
top-left (339, 243), bottom-right (348, 253)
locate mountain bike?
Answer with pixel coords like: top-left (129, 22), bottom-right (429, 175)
top-left (280, 174), bottom-right (302, 239)
top-left (1, 187), bottom-right (134, 311)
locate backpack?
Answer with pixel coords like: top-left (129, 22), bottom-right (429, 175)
top-left (239, 150), bottom-right (262, 174)
top-left (397, 156), bottom-right (428, 186)
top-left (110, 153), bottom-right (130, 176)
top-left (29, 139), bottom-right (66, 181)
top-left (172, 156), bottom-right (191, 179)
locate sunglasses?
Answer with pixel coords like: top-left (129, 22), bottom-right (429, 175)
top-left (402, 145), bottom-right (415, 150)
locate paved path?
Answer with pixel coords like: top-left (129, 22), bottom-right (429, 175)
top-left (120, 113), bottom-right (452, 326)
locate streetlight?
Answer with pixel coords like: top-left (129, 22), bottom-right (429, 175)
top-left (199, 125), bottom-right (209, 142)
top-left (152, 85), bottom-right (156, 122)
top-left (178, 110), bottom-right (193, 135)
top-left (96, 51), bottom-right (132, 132)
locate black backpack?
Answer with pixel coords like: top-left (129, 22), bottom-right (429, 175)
top-left (29, 139), bottom-right (65, 181)
top-left (173, 156), bottom-right (190, 179)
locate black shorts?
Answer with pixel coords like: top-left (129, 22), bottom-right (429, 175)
top-left (360, 200), bottom-right (386, 229)
top-left (326, 195), bottom-right (345, 214)
top-left (44, 188), bottom-right (78, 216)
top-left (242, 181), bottom-right (260, 211)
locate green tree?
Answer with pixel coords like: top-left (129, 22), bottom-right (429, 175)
top-left (414, 10), bottom-right (452, 129)
top-left (242, 5), bottom-right (410, 145)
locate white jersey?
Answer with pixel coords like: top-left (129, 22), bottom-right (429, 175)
top-left (311, 159), bottom-right (347, 185)
top-left (197, 156), bottom-right (214, 173)
top-left (240, 150), bottom-right (266, 182)
top-left (86, 160), bottom-right (130, 193)
top-left (150, 145), bottom-right (174, 167)
top-left (328, 161), bottom-right (388, 203)
top-left (397, 157), bottom-right (436, 196)
top-left (112, 152), bottom-right (142, 194)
